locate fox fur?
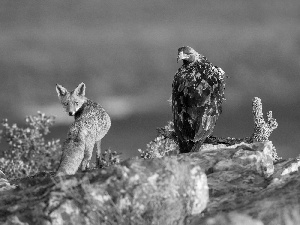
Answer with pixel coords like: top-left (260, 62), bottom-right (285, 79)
top-left (55, 82), bottom-right (111, 175)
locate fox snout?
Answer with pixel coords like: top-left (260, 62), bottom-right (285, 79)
top-left (66, 104), bottom-right (81, 116)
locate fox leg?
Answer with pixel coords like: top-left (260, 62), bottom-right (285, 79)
top-left (81, 141), bottom-right (94, 171)
top-left (81, 151), bottom-right (92, 171)
top-left (95, 140), bottom-right (102, 167)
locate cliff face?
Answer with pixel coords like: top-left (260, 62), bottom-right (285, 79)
top-left (187, 142), bottom-right (300, 225)
top-left (0, 141), bottom-right (300, 225)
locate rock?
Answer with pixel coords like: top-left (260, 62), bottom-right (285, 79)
top-left (0, 157), bottom-right (208, 225)
top-left (183, 141), bottom-right (274, 178)
top-left (272, 158), bottom-right (300, 179)
top-left (0, 170), bottom-right (16, 192)
top-left (0, 170), bottom-right (6, 179)
top-left (1, 141), bottom-right (300, 225)
top-left (204, 212), bottom-right (264, 225)
top-left (185, 141), bottom-right (300, 225)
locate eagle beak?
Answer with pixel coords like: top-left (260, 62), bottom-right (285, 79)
top-left (177, 51), bottom-right (188, 63)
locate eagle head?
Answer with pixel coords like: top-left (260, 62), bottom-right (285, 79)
top-left (177, 46), bottom-right (199, 63)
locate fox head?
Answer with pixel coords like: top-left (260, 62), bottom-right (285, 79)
top-left (56, 82), bottom-right (87, 116)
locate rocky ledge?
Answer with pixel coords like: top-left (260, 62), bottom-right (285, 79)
top-left (0, 141), bottom-right (299, 225)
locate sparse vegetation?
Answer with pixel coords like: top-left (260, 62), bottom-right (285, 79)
top-left (95, 149), bottom-right (122, 169)
top-left (0, 112), bottom-right (61, 179)
top-left (0, 110), bottom-right (121, 179)
top-left (138, 121), bottom-right (179, 159)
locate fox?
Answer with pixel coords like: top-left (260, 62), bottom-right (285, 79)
top-left (55, 82), bottom-right (111, 175)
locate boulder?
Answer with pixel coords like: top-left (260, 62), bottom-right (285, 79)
top-left (1, 141), bottom-right (300, 225)
top-left (185, 141), bottom-right (300, 225)
top-left (0, 157), bottom-right (208, 225)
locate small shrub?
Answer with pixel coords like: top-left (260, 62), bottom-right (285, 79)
top-left (95, 149), bottom-right (121, 169)
top-left (0, 111), bottom-right (61, 179)
top-left (138, 121), bottom-right (179, 159)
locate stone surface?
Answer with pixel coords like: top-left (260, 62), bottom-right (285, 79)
top-left (185, 141), bottom-right (274, 178)
top-left (0, 170), bottom-right (6, 179)
top-left (1, 141), bottom-right (300, 225)
top-left (0, 157), bottom-right (208, 225)
top-left (203, 212), bottom-right (264, 225)
top-left (0, 170), bottom-right (16, 192)
top-left (272, 158), bottom-right (300, 179)
top-left (186, 142), bottom-right (300, 225)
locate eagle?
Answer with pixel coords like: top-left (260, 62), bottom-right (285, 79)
top-left (172, 46), bottom-right (226, 153)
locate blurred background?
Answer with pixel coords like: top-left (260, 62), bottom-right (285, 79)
top-left (0, 0), bottom-right (299, 159)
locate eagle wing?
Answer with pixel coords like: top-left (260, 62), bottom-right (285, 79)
top-left (172, 57), bottom-right (226, 146)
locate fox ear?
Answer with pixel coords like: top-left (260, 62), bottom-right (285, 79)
top-left (75, 82), bottom-right (86, 97)
top-left (56, 84), bottom-right (68, 97)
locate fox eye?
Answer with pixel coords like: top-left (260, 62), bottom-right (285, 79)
top-left (75, 102), bottom-right (79, 105)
